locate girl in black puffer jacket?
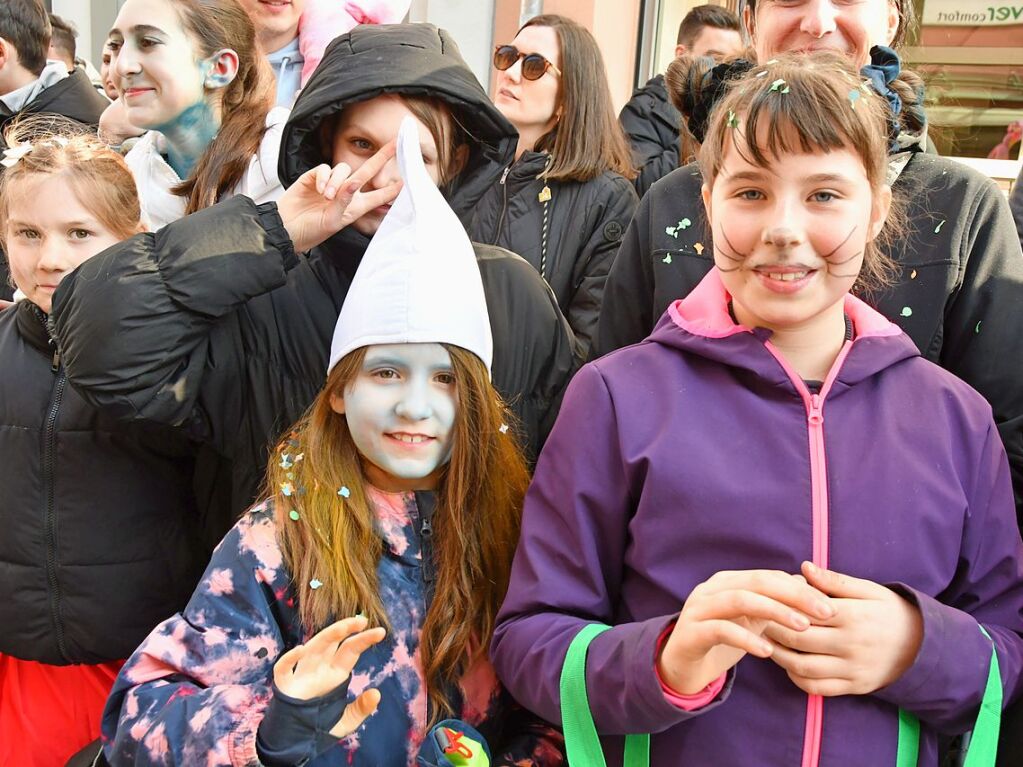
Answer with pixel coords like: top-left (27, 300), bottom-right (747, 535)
top-left (469, 14), bottom-right (639, 361)
top-left (0, 125), bottom-right (204, 765)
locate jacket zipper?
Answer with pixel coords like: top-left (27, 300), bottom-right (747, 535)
top-left (764, 339), bottom-right (854, 767)
top-left (494, 165), bottom-right (512, 241)
top-left (43, 336), bottom-right (70, 661)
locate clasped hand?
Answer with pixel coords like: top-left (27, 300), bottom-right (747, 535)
top-left (657, 562), bottom-right (923, 698)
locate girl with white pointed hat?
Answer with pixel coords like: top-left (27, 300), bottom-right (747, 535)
top-left (99, 118), bottom-right (563, 767)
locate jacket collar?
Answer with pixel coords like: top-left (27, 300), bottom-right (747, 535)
top-left (14, 298), bottom-right (53, 355)
top-left (649, 270), bottom-right (918, 389)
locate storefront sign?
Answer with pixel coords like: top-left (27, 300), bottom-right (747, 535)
top-left (923, 0), bottom-right (1023, 24)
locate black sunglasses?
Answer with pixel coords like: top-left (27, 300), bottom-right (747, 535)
top-left (493, 45), bottom-right (561, 81)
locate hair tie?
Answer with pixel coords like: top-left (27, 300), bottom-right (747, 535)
top-left (859, 45), bottom-right (922, 154)
top-left (684, 58), bottom-right (754, 144)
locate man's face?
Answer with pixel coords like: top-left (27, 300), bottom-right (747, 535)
top-left (237, 0), bottom-right (305, 52)
top-left (687, 25), bottom-right (744, 59)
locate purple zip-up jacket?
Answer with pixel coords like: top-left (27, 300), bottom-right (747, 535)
top-left (491, 270), bottom-right (1023, 767)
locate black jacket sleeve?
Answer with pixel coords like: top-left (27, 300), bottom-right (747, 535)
top-left (50, 195), bottom-right (314, 458)
top-left (1010, 163), bottom-right (1023, 246)
top-left (590, 183), bottom-right (657, 359)
top-left (619, 91), bottom-right (681, 199)
top-left (939, 178), bottom-right (1023, 520)
top-left (567, 174), bottom-right (638, 360)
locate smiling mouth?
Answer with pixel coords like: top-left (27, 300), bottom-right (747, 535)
top-left (387, 433), bottom-right (434, 444)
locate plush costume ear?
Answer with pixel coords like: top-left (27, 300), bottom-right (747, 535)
top-left (297, 0), bottom-right (413, 86)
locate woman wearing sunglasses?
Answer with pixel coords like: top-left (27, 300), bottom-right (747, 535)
top-left (467, 14), bottom-right (638, 362)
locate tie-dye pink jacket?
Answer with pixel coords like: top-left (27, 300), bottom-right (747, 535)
top-left (101, 490), bottom-right (563, 766)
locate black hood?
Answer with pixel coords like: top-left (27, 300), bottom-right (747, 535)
top-left (279, 23), bottom-right (517, 221)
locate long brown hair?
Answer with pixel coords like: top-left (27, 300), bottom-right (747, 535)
top-left (698, 52), bottom-right (905, 293)
top-left (169, 0), bottom-right (275, 214)
top-left (267, 344), bottom-right (529, 719)
top-left (519, 14), bottom-right (636, 182)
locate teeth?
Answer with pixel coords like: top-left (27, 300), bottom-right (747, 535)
top-left (765, 271), bottom-right (808, 282)
top-left (393, 434), bottom-right (428, 444)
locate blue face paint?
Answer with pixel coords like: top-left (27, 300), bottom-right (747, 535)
top-left (157, 96), bottom-right (219, 178)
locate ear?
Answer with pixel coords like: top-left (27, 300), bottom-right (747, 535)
top-left (674, 44), bottom-right (687, 59)
top-left (884, 0), bottom-right (900, 45)
top-left (868, 185), bottom-right (892, 242)
top-left (329, 389), bottom-right (346, 416)
top-left (203, 48), bottom-right (240, 90)
top-left (742, 5), bottom-right (756, 42)
top-left (0, 37), bottom-right (10, 71)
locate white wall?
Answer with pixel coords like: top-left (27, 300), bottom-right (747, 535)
top-left (408, 0), bottom-right (497, 89)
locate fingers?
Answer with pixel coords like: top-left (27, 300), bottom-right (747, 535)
top-left (304, 615), bottom-right (374, 658)
top-left (763, 622), bottom-right (844, 654)
top-left (272, 643), bottom-right (306, 686)
top-left (690, 588), bottom-right (814, 633)
top-left (338, 141), bottom-right (397, 198)
top-left (330, 688), bottom-right (381, 738)
top-left (769, 642), bottom-right (851, 681)
top-left (330, 626), bottom-right (386, 678)
top-left (801, 562), bottom-right (880, 600)
top-left (322, 163), bottom-right (353, 200)
top-left (344, 180), bottom-right (403, 223)
top-left (688, 619), bottom-right (774, 658)
top-left (700, 570), bottom-right (835, 622)
top-left (785, 672), bottom-right (855, 697)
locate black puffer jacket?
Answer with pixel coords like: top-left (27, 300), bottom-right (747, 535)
top-left (0, 300), bottom-right (203, 665)
top-left (593, 152), bottom-right (1023, 522)
top-left (618, 74), bottom-right (682, 198)
top-left (51, 25), bottom-right (576, 529)
top-left (467, 152), bottom-right (637, 360)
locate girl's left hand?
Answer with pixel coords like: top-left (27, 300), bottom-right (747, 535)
top-left (764, 562), bottom-right (923, 696)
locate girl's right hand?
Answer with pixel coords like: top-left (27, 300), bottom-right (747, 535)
top-left (657, 570), bottom-right (837, 695)
top-left (272, 615), bottom-right (386, 737)
top-left (277, 142), bottom-right (402, 254)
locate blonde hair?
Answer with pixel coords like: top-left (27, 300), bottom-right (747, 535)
top-left (0, 116), bottom-right (142, 248)
top-left (266, 344), bottom-right (530, 721)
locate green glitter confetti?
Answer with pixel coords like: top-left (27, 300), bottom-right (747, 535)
top-left (900, 306), bottom-right (913, 318)
top-left (663, 254), bottom-right (672, 264)
top-left (309, 579), bottom-right (323, 590)
top-left (934, 220), bottom-right (945, 234)
top-left (770, 78), bottom-right (789, 93)
top-left (727, 109), bottom-right (739, 129)
top-left (665, 225), bottom-right (678, 238)
top-left (678, 218), bottom-right (692, 229)
top-left (975, 321), bottom-right (982, 334)
top-left (288, 509), bottom-right (300, 521)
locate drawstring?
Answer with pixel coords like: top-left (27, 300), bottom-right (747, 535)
top-left (274, 55), bottom-right (292, 107)
top-left (537, 154), bottom-right (554, 283)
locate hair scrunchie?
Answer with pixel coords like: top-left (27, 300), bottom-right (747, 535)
top-left (860, 45), bottom-right (925, 154)
top-left (683, 58), bottom-right (754, 144)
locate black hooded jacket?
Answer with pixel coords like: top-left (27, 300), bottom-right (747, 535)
top-left (51, 25), bottom-right (576, 536)
top-left (618, 74), bottom-right (682, 198)
top-left (0, 300), bottom-right (204, 665)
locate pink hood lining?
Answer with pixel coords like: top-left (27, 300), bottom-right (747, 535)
top-left (667, 270), bottom-right (903, 342)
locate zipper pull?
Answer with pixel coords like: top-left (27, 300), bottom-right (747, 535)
top-left (49, 341), bottom-right (61, 373)
top-left (420, 515), bottom-right (434, 583)
top-left (499, 166), bottom-right (511, 185)
top-left (808, 393), bottom-right (824, 426)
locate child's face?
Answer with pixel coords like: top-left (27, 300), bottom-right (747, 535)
top-left (5, 175), bottom-right (124, 314)
top-left (702, 132), bottom-right (890, 335)
top-left (330, 96), bottom-right (444, 238)
top-left (108, 0), bottom-right (209, 132)
top-left (330, 344), bottom-right (457, 493)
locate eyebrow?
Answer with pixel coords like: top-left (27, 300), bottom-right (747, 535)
top-left (108, 24), bottom-right (167, 39)
top-left (363, 355), bottom-right (453, 372)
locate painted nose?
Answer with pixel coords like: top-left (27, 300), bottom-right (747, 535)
top-left (394, 382), bottom-right (433, 422)
top-left (800, 0), bottom-right (838, 38)
top-left (761, 226), bottom-right (804, 247)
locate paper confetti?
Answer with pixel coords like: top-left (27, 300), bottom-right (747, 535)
top-left (975, 321), bottom-right (982, 334)
top-left (499, 423), bottom-right (509, 434)
top-left (279, 454), bottom-right (293, 469)
top-left (309, 579), bottom-right (323, 590)
top-left (289, 509), bottom-right (300, 521)
top-left (900, 306), bottom-right (913, 317)
top-left (727, 109), bottom-right (739, 129)
top-left (663, 254), bottom-right (672, 264)
top-left (678, 218), bottom-right (692, 229)
top-left (694, 242), bottom-right (705, 255)
top-left (770, 78), bottom-right (790, 93)
top-left (934, 220), bottom-right (945, 234)
top-left (755, 70), bottom-right (768, 78)
top-left (338, 486), bottom-right (351, 499)
top-left (848, 89), bottom-right (861, 109)
top-left (281, 482), bottom-right (295, 497)
top-left (294, 453), bottom-right (304, 463)
top-left (910, 269), bottom-right (917, 279)
top-left (666, 226), bottom-right (678, 238)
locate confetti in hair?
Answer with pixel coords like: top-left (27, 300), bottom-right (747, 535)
top-left (727, 109), bottom-right (739, 129)
top-left (770, 78), bottom-right (790, 94)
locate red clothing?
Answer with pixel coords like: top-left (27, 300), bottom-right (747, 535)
top-left (0, 654), bottom-right (123, 767)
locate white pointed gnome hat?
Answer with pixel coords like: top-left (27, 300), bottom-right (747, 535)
top-left (327, 116), bottom-right (493, 377)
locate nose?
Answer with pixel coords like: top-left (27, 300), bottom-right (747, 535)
top-left (761, 225), bottom-right (804, 248)
top-left (367, 155), bottom-right (401, 192)
top-left (800, 0), bottom-right (838, 38)
top-left (113, 43), bottom-right (140, 79)
top-left (37, 237), bottom-right (70, 274)
top-left (502, 56), bottom-right (523, 84)
top-left (394, 380), bottom-right (433, 422)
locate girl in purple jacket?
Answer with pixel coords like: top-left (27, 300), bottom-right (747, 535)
top-left (491, 52), bottom-right (1023, 767)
